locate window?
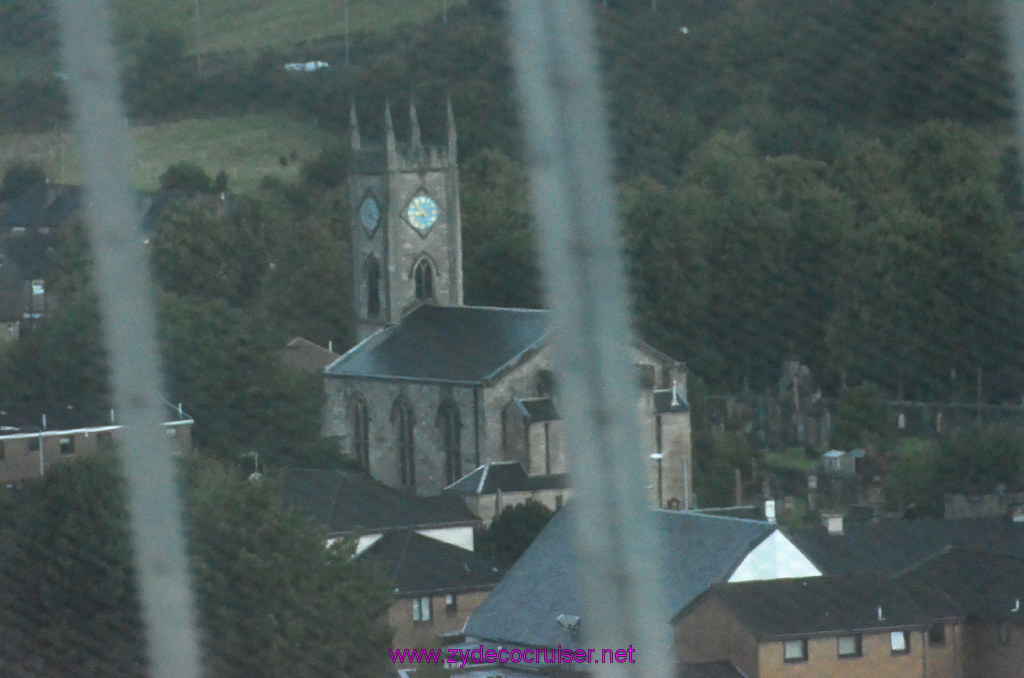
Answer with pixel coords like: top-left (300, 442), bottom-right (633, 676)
top-left (59, 437), bottom-right (74, 455)
top-left (414, 257), bottom-right (434, 300)
top-left (97, 431), bottom-right (113, 448)
top-left (445, 594), bottom-right (457, 613)
top-left (391, 397), bottom-right (415, 486)
top-left (838, 634), bottom-right (861, 658)
top-left (348, 396), bottom-right (370, 470)
top-left (928, 623), bottom-right (945, 645)
top-left (891, 631), bottom-right (910, 654)
top-left (413, 596), bottom-right (431, 622)
top-left (999, 622), bottom-right (1010, 644)
top-left (0, 440), bottom-right (4, 461)
top-left (556, 494), bottom-right (564, 509)
top-left (437, 401), bottom-right (461, 485)
top-left (783, 639), bottom-right (807, 662)
top-left (28, 437), bottom-right (39, 453)
top-left (165, 427), bottom-right (178, 438)
top-left (366, 256), bottom-right (381, 317)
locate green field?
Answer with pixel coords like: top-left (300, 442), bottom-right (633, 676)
top-left (113, 0), bottom-right (466, 54)
top-left (0, 115), bottom-right (337, 194)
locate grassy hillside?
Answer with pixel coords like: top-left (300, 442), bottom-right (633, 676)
top-left (113, 0), bottom-right (466, 55)
top-left (0, 115), bottom-right (336, 194)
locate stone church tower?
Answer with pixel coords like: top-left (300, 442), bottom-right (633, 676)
top-left (348, 101), bottom-right (464, 340)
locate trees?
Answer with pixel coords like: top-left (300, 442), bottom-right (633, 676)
top-left (476, 500), bottom-right (555, 567)
top-left (0, 454), bottom-right (393, 678)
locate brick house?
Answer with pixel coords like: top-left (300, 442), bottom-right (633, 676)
top-left (360, 529), bottom-right (504, 665)
top-left (0, 403), bottom-right (193, 485)
top-left (275, 467), bottom-right (480, 553)
top-left (672, 575), bottom-right (962, 678)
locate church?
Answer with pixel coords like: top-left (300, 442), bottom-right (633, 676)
top-left (321, 101), bottom-right (693, 510)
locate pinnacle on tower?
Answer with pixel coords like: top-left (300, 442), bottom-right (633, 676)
top-left (349, 102), bottom-right (361, 151)
top-left (384, 101), bottom-right (397, 164)
top-left (410, 99), bottom-right (422, 153)
top-left (446, 96), bottom-right (458, 162)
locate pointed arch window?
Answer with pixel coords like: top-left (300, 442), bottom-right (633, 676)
top-left (437, 401), bottom-right (462, 485)
top-left (414, 257), bottom-right (434, 300)
top-left (348, 395), bottom-right (370, 470)
top-left (366, 256), bottom-right (381, 317)
top-left (391, 397), bottom-right (415, 487)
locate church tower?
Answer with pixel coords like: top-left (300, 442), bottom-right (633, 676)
top-left (348, 100), bottom-right (464, 341)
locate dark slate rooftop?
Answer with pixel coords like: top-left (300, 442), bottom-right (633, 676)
top-left (788, 517), bottom-right (1024, 576)
top-left (325, 305), bottom-right (550, 385)
top-left (895, 548), bottom-right (1024, 622)
top-left (445, 461), bottom-right (571, 495)
top-left (360, 529), bottom-right (505, 596)
top-left (683, 575), bottom-right (960, 639)
top-left (276, 467), bottom-right (479, 535)
top-left (654, 388), bottom-right (689, 414)
top-left (281, 336), bottom-right (339, 374)
top-left (517, 397), bottom-right (560, 422)
top-left (464, 505), bottom-right (776, 650)
top-left (2, 183), bottom-right (82, 230)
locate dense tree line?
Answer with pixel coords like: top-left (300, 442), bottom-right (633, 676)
top-left (0, 454), bottom-right (392, 677)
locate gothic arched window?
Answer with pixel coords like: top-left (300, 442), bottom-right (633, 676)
top-left (348, 395), bottom-right (370, 470)
top-left (391, 397), bottom-right (415, 487)
top-left (366, 256), bottom-right (381, 317)
top-left (414, 257), bottom-right (434, 300)
top-left (437, 401), bottom-right (462, 485)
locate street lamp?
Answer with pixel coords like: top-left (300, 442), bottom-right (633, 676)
top-left (650, 453), bottom-right (663, 508)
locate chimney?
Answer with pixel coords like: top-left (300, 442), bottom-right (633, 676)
top-left (824, 513), bottom-right (844, 535)
top-left (764, 499), bottom-right (776, 524)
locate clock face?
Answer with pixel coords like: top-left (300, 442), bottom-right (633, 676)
top-left (359, 194), bottom-right (380, 236)
top-left (405, 193), bottom-right (440, 235)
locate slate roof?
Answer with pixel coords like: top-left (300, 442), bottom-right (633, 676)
top-left (788, 517), bottom-right (1024, 576)
top-left (681, 575), bottom-right (960, 638)
top-left (654, 388), bottom-right (689, 414)
top-left (276, 467), bottom-right (479, 535)
top-left (464, 505), bottom-right (776, 649)
top-left (895, 548), bottom-right (1024, 622)
top-left (281, 336), bottom-right (339, 374)
top-left (517, 397), bottom-right (560, 422)
top-left (324, 305), bottom-right (550, 385)
top-left (445, 461), bottom-right (571, 495)
top-left (2, 183), bottom-right (82, 230)
top-left (360, 530), bottom-right (505, 596)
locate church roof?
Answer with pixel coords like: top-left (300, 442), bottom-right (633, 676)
top-left (445, 461), bottom-right (571, 496)
top-left (325, 305), bottom-right (551, 385)
top-left (281, 337), bottom-right (339, 374)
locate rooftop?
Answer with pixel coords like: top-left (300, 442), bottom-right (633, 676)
top-left (360, 530), bottom-right (504, 596)
top-left (276, 467), bottom-right (479, 535)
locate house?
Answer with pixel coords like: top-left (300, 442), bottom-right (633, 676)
top-left (444, 461), bottom-right (570, 523)
top-left (787, 515), bottom-right (1024, 576)
top-left (361, 530), bottom-right (504, 664)
top-left (463, 505), bottom-right (821, 665)
top-left (672, 575), bottom-right (963, 678)
top-left (280, 336), bottom-right (340, 374)
top-left (0, 402), bottom-right (193, 485)
top-left (275, 467), bottom-right (481, 554)
top-left (894, 548), bottom-right (1024, 678)
top-left (322, 102), bottom-right (692, 508)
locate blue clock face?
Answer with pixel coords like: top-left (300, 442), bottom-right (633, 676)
top-left (405, 193), bottom-right (439, 234)
top-left (359, 194), bottom-right (380, 235)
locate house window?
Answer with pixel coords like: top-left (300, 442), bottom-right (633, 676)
top-left (366, 257), bottom-right (381, 317)
top-left (414, 257), bottom-right (434, 300)
top-left (348, 396), bottom-right (370, 470)
top-left (59, 437), bottom-right (74, 455)
top-left (0, 440), bottom-right (5, 461)
top-left (783, 639), bottom-right (807, 662)
top-left (97, 432), bottom-right (113, 448)
top-left (445, 594), bottom-right (457, 613)
top-left (928, 623), bottom-right (945, 645)
top-left (165, 426), bottom-right (178, 438)
top-left (838, 635), bottom-right (861, 658)
top-left (413, 596), bottom-right (431, 622)
top-left (392, 397), bottom-right (415, 486)
top-left (28, 437), bottom-right (39, 453)
top-left (556, 495), bottom-right (564, 509)
top-left (437, 401), bottom-right (461, 485)
top-left (999, 622), bottom-right (1010, 644)
top-left (891, 631), bottom-right (910, 654)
